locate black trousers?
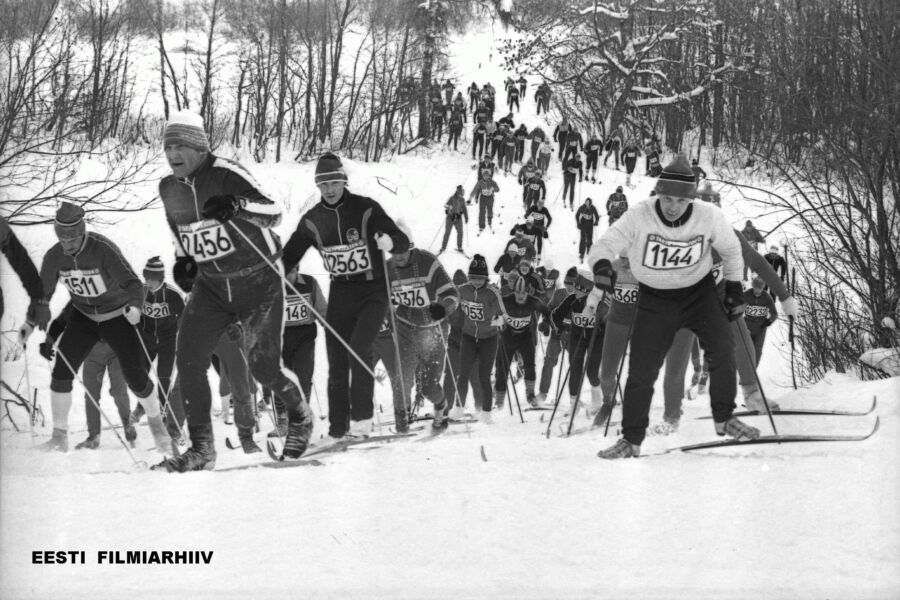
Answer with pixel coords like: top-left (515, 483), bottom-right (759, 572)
top-left (563, 146), bottom-right (578, 163)
top-left (282, 325), bottom-right (316, 402)
top-left (621, 275), bottom-right (736, 445)
top-left (563, 175), bottom-right (577, 207)
top-left (472, 133), bottom-right (485, 158)
top-left (578, 227), bottom-right (593, 257)
top-left (567, 326), bottom-right (603, 397)
top-left (508, 97), bottom-right (519, 112)
top-left (448, 126), bottom-right (461, 149)
top-left (494, 330), bottom-right (536, 391)
top-left (456, 334), bottom-right (499, 411)
top-left (539, 330), bottom-right (567, 394)
top-left (586, 153), bottom-right (598, 172)
top-left (441, 215), bottom-right (464, 250)
top-left (140, 331), bottom-right (176, 405)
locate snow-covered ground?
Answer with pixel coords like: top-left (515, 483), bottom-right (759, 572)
top-left (2, 21), bottom-right (899, 600)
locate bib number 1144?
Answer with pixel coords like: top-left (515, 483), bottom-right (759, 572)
top-left (643, 235), bottom-right (702, 270)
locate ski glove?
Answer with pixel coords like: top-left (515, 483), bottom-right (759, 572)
top-left (428, 302), bottom-right (446, 321)
top-left (124, 305), bottom-right (142, 325)
top-left (27, 299), bottom-right (51, 331)
top-left (39, 339), bottom-right (55, 361)
top-left (490, 316), bottom-right (505, 328)
top-left (173, 256), bottom-right (198, 293)
top-left (375, 232), bottom-right (394, 252)
top-left (201, 194), bottom-right (243, 223)
top-left (592, 259), bottom-right (617, 293)
top-left (723, 281), bottom-right (746, 321)
top-left (780, 297), bottom-right (799, 319)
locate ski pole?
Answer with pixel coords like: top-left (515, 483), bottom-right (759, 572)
top-left (226, 222), bottom-right (379, 380)
top-left (54, 344), bottom-right (148, 470)
top-left (790, 266), bottom-right (797, 390)
top-left (503, 343), bottom-right (525, 423)
top-left (601, 292), bottom-right (639, 436)
top-left (566, 299), bottom-right (606, 436)
top-left (735, 320), bottom-right (778, 436)
top-left (437, 324), bottom-right (470, 437)
top-left (133, 325), bottom-right (187, 441)
top-left (23, 341), bottom-right (36, 443)
top-left (379, 253), bottom-right (403, 429)
top-left (544, 360), bottom-right (571, 438)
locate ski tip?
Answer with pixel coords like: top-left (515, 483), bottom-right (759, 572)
top-left (480, 445), bottom-right (488, 462)
top-left (266, 440), bottom-right (283, 462)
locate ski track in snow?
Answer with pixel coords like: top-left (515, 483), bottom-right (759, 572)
top-left (2, 22), bottom-right (899, 600)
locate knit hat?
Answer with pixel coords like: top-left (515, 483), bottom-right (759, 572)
top-left (654, 154), bottom-right (697, 199)
top-left (315, 152), bottom-right (347, 185)
top-left (616, 186), bottom-right (623, 193)
top-left (164, 110), bottom-right (209, 152)
top-left (54, 202), bottom-right (86, 240)
top-left (564, 267), bottom-right (577, 285)
top-left (574, 269), bottom-right (594, 294)
top-left (453, 269), bottom-right (468, 286)
top-left (468, 254), bottom-right (489, 279)
top-left (547, 268), bottom-right (559, 281)
top-left (143, 256), bottom-right (165, 279)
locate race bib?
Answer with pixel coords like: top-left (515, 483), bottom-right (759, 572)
top-left (461, 301), bottom-right (485, 321)
top-left (178, 220), bottom-right (236, 263)
top-left (506, 314), bottom-right (532, 329)
top-left (745, 305), bottom-right (769, 319)
top-left (625, 151), bottom-right (637, 159)
top-left (711, 261), bottom-right (724, 284)
top-left (321, 242), bottom-right (371, 276)
top-left (613, 283), bottom-right (638, 305)
top-left (142, 302), bottom-right (171, 319)
top-left (529, 183), bottom-right (540, 190)
top-left (642, 234), bottom-right (703, 270)
top-left (391, 282), bottom-right (429, 308)
top-left (532, 214), bottom-right (545, 224)
top-left (60, 269), bottom-right (107, 298)
top-left (480, 188), bottom-right (495, 197)
top-left (572, 313), bottom-right (595, 328)
top-left (284, 294), bottom-right (312, 325)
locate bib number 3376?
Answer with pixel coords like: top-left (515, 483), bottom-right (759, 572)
top-left (179, 220), bottom-right (235, 263)
top-left (643, 234), bottom-right (703, 270)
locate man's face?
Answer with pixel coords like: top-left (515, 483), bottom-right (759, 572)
top-left (145, 277), bottom-right (164, 291)
top-left (318, 180), bottom-right (346, 205)
top-left (658, 195), bottom-right (692, 222)
top-left (393, 250), bottom-right (412, 268)
top-left (59, 234), bottom-right (85, 256)
top-left (165, 144), bottom-right (206, 179)
top-left (565, 283), bottom-right (574, 294)
top-left (752, 285), bottom-right (764, 297)
top-left (471, 277), bottom-right (486, 289)
top-left (515, 290), bottom-right (528, 304)
top-left (518, 262), bottom-right (531, 274)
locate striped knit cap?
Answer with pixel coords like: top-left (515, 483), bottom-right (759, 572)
top-left (54, 202), bottom-right (86, 240)
top-left (144, 256), bottom-right (165, 280)
top-left (654, 153), bottom-right (697, 199)
top-left (468, 254), bottom-right (489, 279)
top-left (164, 110), bottom-right (209, 152)
top-left (315, 152), bottom-right (348, 185)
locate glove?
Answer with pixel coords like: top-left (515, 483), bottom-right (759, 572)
top-left (428, 302), bottom-right (446, 321)
top-left (585, 288), bottom-right (603, 313)
top-left (543, 231), bottom-right (548, 238)
top-left (882, 316), bottom-right (896, 330)
top-left (27, 299), bottom-right (51, 331)
top-left (375, 232), bottom-right (394, 252)
top-left (780, 296), bottom-right (799, 319)
top-left (538, 320), bottom-right (550, 336)
top-left (490, 316), bottom-right (505, 327)
top-left (173, 256), bottom-right (198, 293)
top-left (124, 305), bottom-right (142, 325)
top-left (225, 322), bottom-right (243, 342)
top-left (39, 339), bottom-right (55, 361)
top-left (723, 281), bottom-right (746, 321)
top-left (592, 258), bottom-right (617, 292)
top-left (201, 194), bottom-right (242, 223)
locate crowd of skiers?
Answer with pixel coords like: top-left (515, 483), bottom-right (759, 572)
top-left (2, 73), bottom-right (803, 468)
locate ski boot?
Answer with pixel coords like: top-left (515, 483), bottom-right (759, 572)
top-left (39, 428), bottom-right (68, 452)
top-left (152, 424), bottom-right (217, 472)
top-left (479, 409), bottom-right (493, 425)
top-left (650, 417), bottom-right (680, 436)
top-left (591, 401), bottom-right (615, 429)
top-left (237, 426), bottom-right (262, 454)
top-left (524, 380), bottom-right (537, 408)
top-left (741, 384), bottom-right (780, 412)
top-left (432, 402), bottom-right (449, 433)
top-left (123, 424), bottom-right (138, 445)
top-left (129, 404), bottom-right (145, 425)
top-left (147, 415), bottom-right (174, 454)
top-left (448, 405), bottom-right (466, 421)
top-left (75, 434), bottom-right (100, 450)
top-left (394, 410), bottom-right (409, 434)
top-left (282, 402), bottom-right (314, 459)
top-left (714, 416), bottom-right (760, 441)
top-left (597, 438), bottom-right (640, 459)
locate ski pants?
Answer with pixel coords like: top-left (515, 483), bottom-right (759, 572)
top-left (139, 330), bottom-right (176, 405)
top-left (213, 334), bottom-right (258, 429)
top-left (578, 226), bottom-right (594, 257)
top-left (177, 267), bottom-right (304, 428)
top-left (442, 215), bottom-right (464, 250)
top-left (563, 146), bottom-right (578, 164)
top-left (598, 314), bottom-right (634, 402)
top-left (82, 341), bottom-right (130, 437)
top-left (586, 153), bottom-right (598, 173)
top-left (515, 140), bottom-right (525, 162)
top-left (472, 133), bottom-right (485, 158)
top-left (432, 120), bottom-right (443, 140)
top-left (448, 126), bottom-right (461, 150)
top-left (494, 330), bottom-right (536, 392)
top-left (538, 154), bottom-right (550, 174)
top-left (537, 97), bottom-right (547, 115)
top-left (557, 141), bottom-right (566, 160)
top-left (491, 140), bottom-right (504, 161)
top-left (519, 83), bottom-right (526, 96)
top-left (443, 330), bottom-right (483, 408)
top-left (325, 279), bottom-right (388, 437)
top-left (563, 174), bottom-right (577, 207)
top-left (282, 325), bottom-right (316, 403)
top-left (534, 233), bottom-right (544, 257)
top-left (625, 158), bottom-right (637, 175)
top-left (395, 323), bottom-right (447, 411)
top-left (622, 275), bottom-right (736, 445)
top-left (539, 330), bottom-right (567, 395)
top-left (456, 333), bottom-right (499, 411)
top-left (478, 196), bottom-right (494, 230)
top-left (509, 97), bottom-right (519, 112)
top-left (568, 326), bottom-right (603, 397)
top-left (530, 141), bottom-right (541, 162)
top-left (748, 325), bottom-right (767, 367)
top-left (603, 148), bottom-right (619, 169)
top-left (690, 337), bottom-right (709, 380)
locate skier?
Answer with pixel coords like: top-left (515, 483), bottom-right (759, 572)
top-left (514, 124), bottom-right (529, 163)
top-left (645, 146), bottom-right (662, 177)
top-left (508, 83), bottom-right (520, 112)
top-left (494, 243), bottom-right (520, 288)
top-left (430, 108), bottom-right (445, 141)
top-left (551, 269), bottom-right (607, 416)
top-left (0, 215), bottom-right (49, 331)
top-left (741, 220), bottom-right (765, 251)
top-left (743, 276), bottom-right (778, 367)
top-left (691, 158), bottom-right (707, 183)
top-left (575, 197), bottom-right (600, 261)
top-left (537, 140), bottom-right (553, 175)
top-left (606, 186), bottom-right (628, 225)
top-left (473, 101), bottom-right (490, 126)
top-left (537, 267), bottom-right (574, 403)
top-left (535, 83), bottom-right (551, 115)
top-left (588, 154), bottom-right (758, 459)
top-left (517, 158), bottom-right (537, 189)
top-left (455, 255), bottom-right (507, 423)
top-left (283, 152), bottom-right (409, 444)
top-left (452, 91), bottom-right (467, 114)
top-left (490, 123), bottom-right (506, 162)
top-left (447, 109), bottom-right (465, 151)
top-left (472, 121), bottom-right (488, 159)
top-left (156, 111), bottom-right (314, 470)
top-left (525, 198), bottom-right (552, 259)
top-left (584, 133), bottom-right (603, 183)
top-left (502, 130), bottom-right (518, 174)
top-left (505, 225), bottom-right (537, 263)
top-left (553, 118), bottom-right (571, 161)
top-left (603, 133), bottom-right (621, 169)
top-left (386, 238), bottom-right (459, 431)
top-left (494, 276), bottom-right (548, 408)
top-left (698, 181), bottom-right (720, 205)
top-left (517, 75), bottom-right (527, 96)
top-left (41, 304), bottom-right (135, 449)
top-left (477, 154), bottom-right (496, 180)
top-left (621, 139), bottom-right (641, 187)
top-left (562, 125), bottom-right (584, 164)
top-left (37, 202), bottom-right (171, 454)
top-left (470, 171), bottom-right (500, 235)
top-left (562, 152), bottom-right (584, 210)
top-left (440, 185), bottom-right (469, 254)
top-left (468, 82), bottom-right (480, 111)
top-left (442, 78), bottom-right (454, 104)
top-left (507, 251), bottom-right (545, 297)
top-left (764, 245), bottom-right (788, 282)
top-left (445, 270), bottom-right (483, 418)
top-left (529, 126), bottom-right (548, 162)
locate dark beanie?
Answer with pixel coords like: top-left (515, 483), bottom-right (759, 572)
top-left (564, 267), bottom-right (577, 285)
top-left (54, 202), bottom-right (86, 240)
top-left (547, 268), bottom-right (560, 281)
top-left (468, 254), bottom-right (489, 279)
top-left (654, 154), bottom-right (697, 198)
top-left (315, 152), bottom-right (347, 185)
top-left (574, 269), bottom-right (594, 294)
top-left (144, 256), bottom-right (165, 279)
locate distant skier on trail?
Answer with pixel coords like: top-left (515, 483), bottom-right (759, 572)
top-left (469, 171), bottom-right (500, 235)
top-left (584, 133), bottom-right (603, 183)
top-left (562, 152), bottom-right (584, 210)
top-left (606, 186), bottom-right (628, 225)
top-left (621, 139), bottom-right (641, 187)
top-left (440, 185), bottom-right (469, 254)
top-left (576, 197), bottom-right (600, 261)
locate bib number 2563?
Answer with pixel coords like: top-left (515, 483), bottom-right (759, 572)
top-left (322, 245), bottom-right (371, 276)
